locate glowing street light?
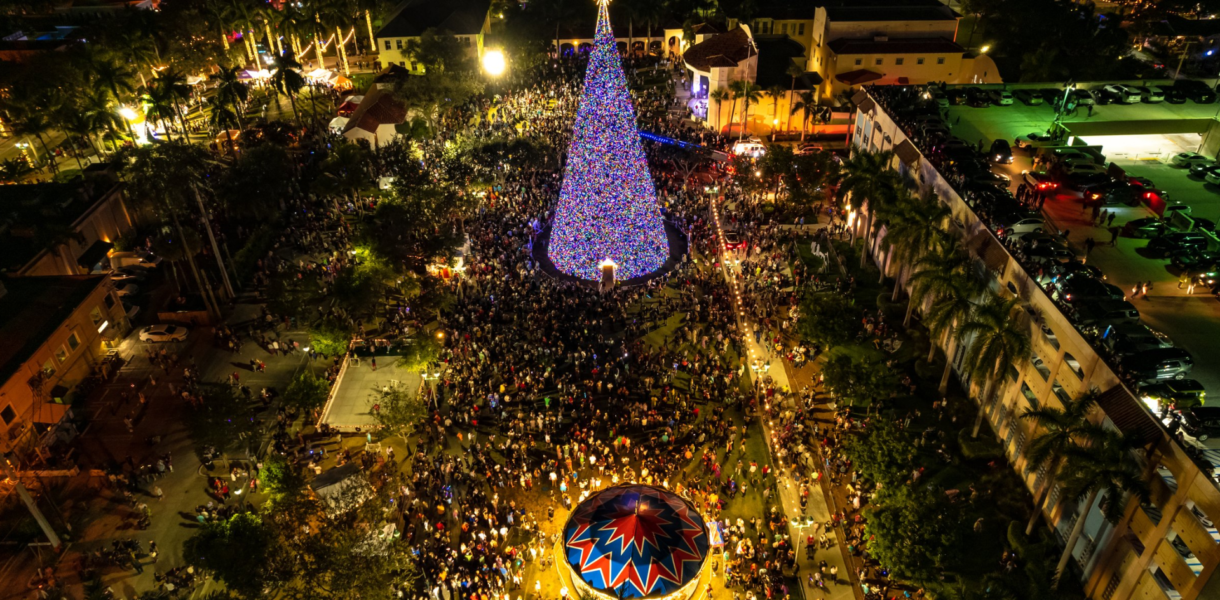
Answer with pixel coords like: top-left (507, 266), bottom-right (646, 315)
top-left (980, 45), bottom-right (991, 54)
top-left (482, 49), bottom-right (506, 76)
top-left (117, 106), bottom-right (139, 121)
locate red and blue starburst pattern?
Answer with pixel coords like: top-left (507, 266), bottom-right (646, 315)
top-left (547, 0), bottom-right (670, 281)
top-left (564, 486), bottom-right (710, 598)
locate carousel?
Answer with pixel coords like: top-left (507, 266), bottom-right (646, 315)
top-left (560, 485), bottom-right (711, 600)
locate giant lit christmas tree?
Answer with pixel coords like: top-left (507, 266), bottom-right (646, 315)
top-left (547, 0), bottom-right (669, 282)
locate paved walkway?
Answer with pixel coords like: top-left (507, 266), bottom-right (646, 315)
top-left (708, 196), bottom-right (860, 600)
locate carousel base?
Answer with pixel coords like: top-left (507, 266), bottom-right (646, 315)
top-left (532, 221), bottom-right (688, 288)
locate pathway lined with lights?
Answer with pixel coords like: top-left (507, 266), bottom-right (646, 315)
top-left (708, 195), bottom-right (861, 600)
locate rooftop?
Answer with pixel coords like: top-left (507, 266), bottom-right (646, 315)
top-left (727, 0), bottom-right (956, 22)
top-left (0, 179), bottom-right (122, 273)
top-left (683, 26), bottom-right (753, 73)
top-left (377, 0), bottom-right (491, 38)
top-left (753, 35), bottom-right (823, 89)
top-left (827, 37), bottom-right (964, 55)
top-left (342, 87), bottom-right (407, 134)
top-left (0, 275), bottom-right (107, 386)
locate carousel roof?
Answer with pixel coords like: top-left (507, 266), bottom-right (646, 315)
top-left (563, 485), bottom-right (709, 599)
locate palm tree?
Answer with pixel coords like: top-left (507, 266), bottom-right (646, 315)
top-left (908, 243), bottom-right (976, 368)
top-left (13, 112), bottom-right (58, 175)
top-left (151, 70), bottom-right (192, 140)
top-left (834, 149), bottom-right (899, 266)
top-left (210, 65), bottom-right (250, 133)
top-left (141, 84), bottom-right (179, 142)
top-left (880, 190), bottom-right (951, 296)
top-left (79, 89), bottom-right (124, 154)
top-left (1021, 392), bottom-right (1106, 536)
top-left (785, 62), bottom-right (805, 133)
top-left (57, 107), bottom-right (101, 171)
top-left (209, 103), bottom-right (242, 158)
top-left (90, 59), bottom-right (138, 105)
top-left (709, 88), bottom-right (730, 133)
top-left (790, 90), bottom-right (816, 142)
top-left (734, 80), bottom-right (762, 142)
top-left (725, 81), bottom-right (742, 136)
top-left (959, 294), bottom-right (1031, 438)
top-left (1053, 431), bottom-right (1150, 588)
top-left (765, 84), bottom-right (786, 141)
top-left (269, 51), bottom-right (307, 129)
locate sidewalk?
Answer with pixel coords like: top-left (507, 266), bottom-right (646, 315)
top-left (709, 195), bottom-right (860, 600)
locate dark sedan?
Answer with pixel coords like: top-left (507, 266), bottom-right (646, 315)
top-left (1124, 217), bottom-right (1170, 239)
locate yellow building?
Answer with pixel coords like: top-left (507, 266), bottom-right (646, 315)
top-left (728, 3), bottom-right (1000, 100)
top-left (0, 275), bottom-right (128, 458)
top-left (375, 0), bottom-right (492, 73)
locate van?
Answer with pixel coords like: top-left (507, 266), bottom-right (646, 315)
top-left (989, 139), bottom-right (1013, 164)
top-left (1072, 299), bottom-right (1140, 327)
top-left (1120, 348), bottom-right (1194, 383)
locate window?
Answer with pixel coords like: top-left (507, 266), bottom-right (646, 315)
top-left (1031, 352), bottom-right (1051, 380)
top-left (1064, 353), bottom-right (1084, 379)
top-left (91, 307), bottom-right (103, 326)
top-left (384, 40), bottom-right (391, 51)
top-left (854, 58), bottom-right (863, 66)
top-left (895, 57), bottom-right (904, 65)
top-left (411, 62), bottom-right (419, 71)
top-left (1051, 380), bottom-right (1072, 405)
top-left (875, 58), bottom-right (882, 66)
top-left (917, 57), bottom-right (925, 65)
top-left (937, 57), bottom-right (945, 65)
top-left (0, 405), bottom-right (14, 426)
top-left (67, 333), bottom-right (80, 351)
top-left (104, 294), bottom-right (115, 309)
top-left (798, 23), bottom-right (805, 36)
top-left (42, 360), bottom-right (55, 377)
top-left (55, 346), bottom-right (68, 363)
top-left (1042, 325), bottom-right (1060, 350)
top-left (395, 39), bottom-right (403, 50)
top-left (781, 23), bottom-right (788, 34)
top-left (1020, 382), bottom-right (1039, 405)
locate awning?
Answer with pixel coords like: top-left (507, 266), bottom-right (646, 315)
top-left (1095, 385), bottom-right (1163, 446)
top-left (33, 401), bottom-right (70, 425)
top-left (78, 240), bottom-right (114, 269)
top-left (967, 230), bottom-right (1011, 275)
top-left (835, 69), bottom-right (884, 86)
top-left (894, 139), bottom-right (922, 166)
top-left (897, 77), bottom-right (909, 85)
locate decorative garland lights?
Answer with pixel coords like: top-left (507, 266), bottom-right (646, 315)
top-left (547, 0), bottom-right (670, 281)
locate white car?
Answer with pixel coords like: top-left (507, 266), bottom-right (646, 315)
top-left (139, 324), bottom-right (189, 343)
top-left (1003, 217), bottom-right (1046, 235)
top-left (1065, 162), bottom-right (1106, 175)
top-left (1173, 152), bottom-right (1213, 168)
top-left (989, 90), bottom-right (1014, 105)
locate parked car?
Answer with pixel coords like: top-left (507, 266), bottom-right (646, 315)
top-left (989, 90), bottom-right (1014, 105)
top-left (110, 273), bottom-right (143, 286)
top-left (1102, 184), bottom-right (1146, 207)
top-left (1026, 132), bottom-right (1056, 143)
top-left (1171, 249), bottom-right (1220, 270)
top-left (1104, 84), bottom-right (1141, 104)
top-left (1071, 89), bottom-right (1096, 106)
top-left (1175, 80), bottom-right (1217, 104)
top-left (1129, 176), bottom-right (1156, 188)
top-left (1092, 87), bottom-right (1120, 105)
top-left (1181, 406), bottom-right (1220, 441)
top-left (1123, 217), bottom-right (1171, 239)
top-left (965, 87), bottom-right (990, 107)
top-left (1026, 244), bottom-right (1077, 263)
top-left (115, 284), bottom-right (139, 298)
top-left (990, 139), bottom-right (1013, 164)
top-left (999, 216), bottom-right (1046, 236)
top-left (1100, 322), bottom-right (1173, 356)
top-left (1064, 162), bottom-right (1106, 176)
top-left (1054, 277), bottom-right (1125, 303)
top-left (139, 324), bottom-right (190, 343)
top-left (1162, 87), bottom-right (1187, 104)
top-left (1072, 299), bottom-right (1141, 327)
top-left (1014, 89), bottom-right (1043, 105)
top-left (796, 143), bottom-right (823, 155)
top-left (1172, 152), bottom-right (1213, 167)
top-left (1140, 86), bottom-right (1165, 103)
top-left (1120, 348), bottom-right (1194, 382)
top-left (1146, 232), bottom-right (1210, 257)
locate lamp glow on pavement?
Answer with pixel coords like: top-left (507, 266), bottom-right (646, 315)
top-left (482, 50), bottom-right (506, 76)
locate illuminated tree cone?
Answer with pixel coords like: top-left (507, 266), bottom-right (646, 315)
top-left (548, 0), bottom-right (669, 281)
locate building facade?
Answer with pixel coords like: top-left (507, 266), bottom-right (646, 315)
top-left (0, 276), bottom-right (128, 458)
top-left (853, 91), bottom-right (1220, 600)
top-left (375, 0), bottom-right (492, 73)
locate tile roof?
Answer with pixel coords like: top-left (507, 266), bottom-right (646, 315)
top-left (683, 26), bottom-right (753, 73)
top-left (834, 69), bottom-right (884, 86)
top-left (828, 37), bottom-right (964, 55)
top-left (377, 0), bottom-right (490, 38)
top-left (824, 5), bottom-right (958, 22)
top-left (343, 87), bottom-right (407, 134)
top-left (894, 139), bottom-right (921, 165)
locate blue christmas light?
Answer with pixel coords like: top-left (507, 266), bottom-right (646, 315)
top-left (548, 0), bottom-right (669, 281)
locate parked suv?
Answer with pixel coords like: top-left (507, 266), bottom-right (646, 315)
top-left (1120, 348), bottom-right (1194, 383)
top-left (1181, 406), bottom-right (1220, 441)
top-left (1146, 232), bottom-right (1209, 258)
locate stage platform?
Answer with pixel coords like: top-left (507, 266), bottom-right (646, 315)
top-left (317, 353), bottom-right (421, 431)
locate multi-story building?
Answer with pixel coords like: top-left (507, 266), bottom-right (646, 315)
top-left (0, 275), bottom-right (128, 457)
top-left (0, 167), bottom-right (134, 277)
top-left (726, 0), bottom-right (999, 100)
top-left (853, 90), bottom-right (1220, 600)
top-left (375, 0), bottom-right (492, 73)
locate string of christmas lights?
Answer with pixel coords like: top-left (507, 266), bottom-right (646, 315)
top-left (547, 0), bottom-right (669, 281)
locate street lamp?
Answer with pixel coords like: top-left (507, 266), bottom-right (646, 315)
top-left (482, 49), bottom-right (507, 77)
top-left (979, 45), bottom-right (991, 54)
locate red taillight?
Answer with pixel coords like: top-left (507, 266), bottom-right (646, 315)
top-left (1066, 293), bottom-right (1073, 301)
top-left (1145, 192), bottom-right (1153, 199)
